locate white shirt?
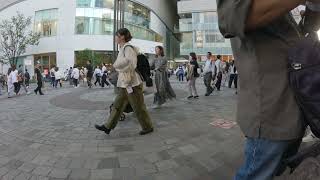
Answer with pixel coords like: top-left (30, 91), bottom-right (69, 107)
top-left (71, 68), bottom-right (80, 79)
top-left (215, 59), bottom-right (222, 73)
top-left (203, 59), bottom-right (215, 74)
top-left (11, 70), bottom-right (18, 83)
top-left (102, 66), bottom-right (107, 73)
top-left (7, 72), bottom-right (13, 84)
top-left (94, 68), bottom-right (102, 76)
top-left (230, 65), bottom-right (238, 74)
top-left (55, 70), bottom-right (63, 80)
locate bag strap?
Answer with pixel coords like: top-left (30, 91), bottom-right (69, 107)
top-left (123, 45), bottom-right (145, 81)
top-left (123, 45), bottom-right (134, 58)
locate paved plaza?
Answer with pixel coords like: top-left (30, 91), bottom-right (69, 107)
top-left (0, 79), bottom-right (245, 180)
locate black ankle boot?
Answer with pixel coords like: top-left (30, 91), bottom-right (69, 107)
top-left (139, 128), bottom-right (154, 135)
top-left (95, 124), bottom-right (111, 135)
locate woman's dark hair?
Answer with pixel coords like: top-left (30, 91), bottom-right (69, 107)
top-left (190, 52), bottom-right (197, 61)
top-left (116, 28), bottom-right (132, 42)
top-left (155, 46), bottom-right (165, 57)
top-left (11, 64), bottom-right (16, 70)
top-left (7, 68), bottom-right (12, 75)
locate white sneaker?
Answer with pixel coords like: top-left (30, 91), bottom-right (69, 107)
top-left (152, 104), bottom-right (161, 109)
top-left (303, 132), bottom-right (318, 143)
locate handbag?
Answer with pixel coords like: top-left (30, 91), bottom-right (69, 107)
top-left (146, 77), bottom-right (153, 87)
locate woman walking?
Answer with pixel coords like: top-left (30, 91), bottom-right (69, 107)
top-left (95, 28), bottom-right (153, 135)
top-left (152, 46), bottom-right (176, 108)
top-left (94, 66), bottom-right (102, 86)
top-left (72, 65), bottom-right (80, 88)
top-left (34, 64), bottom-right (44, 95)
top-left (7, 68), bottom-right (14, 98)
top-left (187, 52), bottom-right (200, 99)
top-left (11, 65), bottom-right (19, 95)
top-left (55, 67), bottom-right (63, 88)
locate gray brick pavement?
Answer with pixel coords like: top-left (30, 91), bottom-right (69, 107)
top-left (0, 78), bottom-right (245, 180)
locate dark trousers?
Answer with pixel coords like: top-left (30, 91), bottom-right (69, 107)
top-left (69, 76), bottom-right (73, 85)
top-left (13, 82), bottom-right (19, 94)
top-left (34, 82), bottom-right (43, 95)
top-left (229, 74), bottom-right (238, 89)
top-left (215, 72), bottom-right (222, 91)
top-left (25, 79), bottom-right (30, 87)
top-left (55, 79), bottom-right (62, 88)
top-left (204, 72), bottom-right (213, 95)
top-left (94, 75), bottom-right (101, 86)
top-left (18, 81), bottom-right (28, 93)
top-left (178, 74), bottom-right (184, 81)
top-left (101, 78), bottom-right (110, 87)
top-left (87, 76), bottom-right (92, 87)
top-left (73, 79), bottom-right (79, 87)
top-left (51, 77), bottom-right (55, 87)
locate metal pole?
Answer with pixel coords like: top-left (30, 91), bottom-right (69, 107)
top-left (112, 0), bottom-right (118, 63)
top-left (121, 0), bottom-right (125, 28)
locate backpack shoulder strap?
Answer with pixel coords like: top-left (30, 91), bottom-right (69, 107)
top-left (123, 45), bottom-right (135, 58)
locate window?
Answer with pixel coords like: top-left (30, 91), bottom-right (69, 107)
top-left (205, 32), bottom-right (225, 43)
top-left (74, 0), bottom-right (163, 42)
top-left (125, 1), bottom-right (150, 28)
top-left (34, 9), bottom-right (58, 37)
top-left (75, 17), bottom-right (90, 34)
top-left (95, 0), bottom-right (113, 8)
top-left (77, 0), bottom-right (92, 7)
top-left (76, 0), bottom-right (113, 8)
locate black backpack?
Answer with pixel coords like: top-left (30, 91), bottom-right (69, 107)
top-left (285, 32), bottom-right (320, 172)
top-left (25, 72), bottom-right (30, 80)
top-left (288, 32), bottom-right (320, 138)
top-left (124, 45), bottom-right (153, 87)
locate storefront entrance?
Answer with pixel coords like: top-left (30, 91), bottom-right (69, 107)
top-left (34, 53), bottom-right (57, 78)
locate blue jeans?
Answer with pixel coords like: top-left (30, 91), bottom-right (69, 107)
top-left (234, 138), bottom-right (301, 180)
top-left (178, 74), bottom-right (184, 81)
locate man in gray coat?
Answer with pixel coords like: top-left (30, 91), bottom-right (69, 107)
top-left (217, 0), bottom-right (320, 179)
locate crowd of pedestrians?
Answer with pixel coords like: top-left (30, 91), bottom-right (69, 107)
top-left (0, 60), bottom-right (116, 98)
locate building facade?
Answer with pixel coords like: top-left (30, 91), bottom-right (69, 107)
top-left (0, 0), bottom-right (179, 75)
top-left (177, 0), bottom-right (232, 61)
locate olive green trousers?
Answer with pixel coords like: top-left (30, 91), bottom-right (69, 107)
top-left (105, 84), bottom-right (153, 131)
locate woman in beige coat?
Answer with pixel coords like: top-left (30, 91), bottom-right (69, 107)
top-left (95, 28), bottom-right (153, 135)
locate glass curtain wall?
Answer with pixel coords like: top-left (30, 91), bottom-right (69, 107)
top-left (75, 3), bottom-right (114, 35)
top-left (34, 9), bottom-right (58, 37)
top-left (75, 0), bottom-right (163, 42)
top-left (180, 11), bottom-right (232, 56)
top-left (75, 0), bottom-right (179, 59)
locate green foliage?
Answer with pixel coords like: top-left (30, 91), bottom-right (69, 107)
top-left (75, 49), bottom-right (92, 67)
top-left (76, 49), bottom-right (111, 67)
top-left (0, 12), bottom-right (40, 66)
